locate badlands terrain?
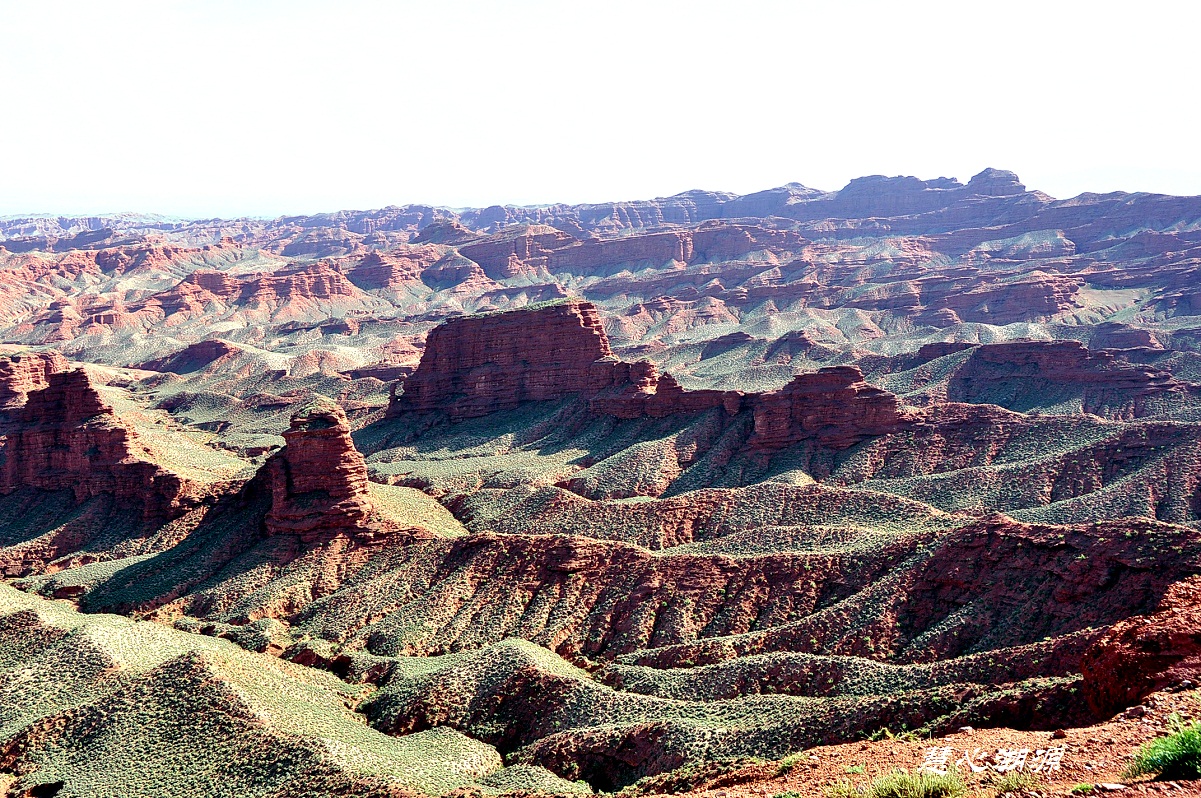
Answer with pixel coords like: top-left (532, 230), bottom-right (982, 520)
top-left (1, 169), bottom-right (1201, 796)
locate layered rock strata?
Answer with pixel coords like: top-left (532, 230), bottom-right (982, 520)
top-left (264, 401), bottom-right (376, 541)
top-left (749, 366), bottom-right (911, 450)
top-left (389, 300), bottom-right (613, 420)
top-left (0, 369), bottom-right (202, 520)
top-left (1082, 575), bottom-right (1201, 716)
top-left (947, 340), bottom-right (1186, 418)
top-left (0, 350), bottom-right (68, 415)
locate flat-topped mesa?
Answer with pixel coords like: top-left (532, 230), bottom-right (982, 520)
top-left (388, 299), bottom-right (613, 421)
top-left (388, 302), bottom-right (910, 451)
top-left (0, 350), bottom-right (69, 416)
top-left (750, 365), bottom-right (911, 450)
top-left (0, 369), bottom-right (198, 519)
top-left (264, 401), bottom-right (375, 542)
top-left (947, 340), bottom-right (1186, 419)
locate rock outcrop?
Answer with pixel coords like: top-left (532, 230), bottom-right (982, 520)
top-left (389, 300), bottom-right (613, 420)
top-left (149, 262), bottom-right (370, 318)
top-left (390, 302), bottom-right (914, 452)
top-left (947, 340), bottom-right (1186, 418)
top-left (590, 364), bottom-right (742, 420)
top-left (0, 350), bottom-right (68, 415)
top-left (136, 339), bottom-right (239, 374)
top-left (750, 366), bottom-right (911, 450)
top-left (346, 247), bottom-right (441, 290)
top-left (264, 401), bottom-right (375, 541)
top-left (0, 369), bottom-right (202, 520)
top-left (1082, 575), bottom-right (1201, 717)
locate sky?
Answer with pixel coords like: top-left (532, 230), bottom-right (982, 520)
top-left (1, 0), bottom-right (1198, 218)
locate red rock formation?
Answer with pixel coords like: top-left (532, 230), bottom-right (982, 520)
top-left (589, 363), bottom-right (741, 420)
top-left (93, 241), bottom-right (196, 276)
top-left (389, 300), bottom-right (613, 420)
top-left (750, 366), bottom-right (911, 450)
top-left (151, 262), bottom-right (363, 316)
top-left (346, 247), bottom-right (440, 290)
top-left (391, 303), bottom-right (910, 452)
top-left (1082, 575), bottom-right (1201, 717)
top-left (0, 350), bottom-right (68, 414)
top-left (240, 262), bottom-right (360, 304)
top-left (0, 369), bottom-right (203, 520)
top-left (947, 340), bottom-right (1186, 418)
top-left (932, 273), bottom-right (1083, 324)
top-left (264, 402), bottom-right (375, 541)
top-left (1089, 322), bottom-right (1162, 350)
top-left (459, 226), bottom-right (576, 279)
top-left (543, 224), bottom-right (804, 275)
top-left (135, 339), bottom-right (239, 374)
top-left (151, 270), bottom-right (240, 315)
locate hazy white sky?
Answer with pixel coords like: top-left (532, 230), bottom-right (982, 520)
top-left (2, 1), bottom-right (1198, 217)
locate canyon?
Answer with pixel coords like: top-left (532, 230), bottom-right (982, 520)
top-left (2, 170), bottom-right (1201, 797)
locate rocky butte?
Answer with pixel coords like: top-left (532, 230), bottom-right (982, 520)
top-left (263, 401), bottom-right (377, 542)
top-left (389, 299), bottom-right (911, 450)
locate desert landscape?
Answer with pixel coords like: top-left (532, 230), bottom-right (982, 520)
top-left (0, 169), bottom-right (1199, 796)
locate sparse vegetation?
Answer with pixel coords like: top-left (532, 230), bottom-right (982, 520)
top-left (988, 770), bottom-right (1039, 793)
top-left (1124, 713), bottom-right (1201, 780)
top-left (864, 768), bottom-right (965, 798)
top-left (777, 752), bottom-right (807, 775)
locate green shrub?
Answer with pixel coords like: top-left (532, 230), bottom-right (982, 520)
top-left (1069, 786), bottom-right (1094, 796)
top-left (988, 770), bottom-right (1038, 793)
top-left (866, 769), bottom-right (965, 798)
top-left (824, 781), bottom-right (861, 798)
top-left (1124, 715), bottom-right (1201, 781)
top-left (776, 752), bottom-right (806, 776)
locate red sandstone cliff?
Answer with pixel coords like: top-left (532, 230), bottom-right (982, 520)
top-left (0, 351), bottom-right (68, 415)
top-left (388, 300), bottom-right (613, 420)
top-left (1082, 575), bottom-right (1201, 717)
top-left (947, 340), bottom-right (1186, 419)
top-left (0, 369), bottom-right (207, 520)
top-left (346, 248), bottom-right (440, 291)
top-left (150, 262), bottom-right (365, 317)
top-left (750, 366), bottom-right (912, 450)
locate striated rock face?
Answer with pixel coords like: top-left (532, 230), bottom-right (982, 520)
top-left (750, 366), bottom-right (911, 450)
top-left (389, 300), bottom-right (613, 421)
top-left (346, 247), bottom-right (441, 290)
top-left (1082, 575), bottom-right (1201, 717)
top-left (1089, 322), bottom-right (1162, 350)
top-left (459, 226), bottom-right (577, 279)
top-left (947, 340), bottom-right (1185, 418)
top-left (589, 362), bottom-right (742, 420)
top-left (0, 369), bottom-right (199, 519)
top-left (0, 350), bottom-right (68, 414)
top-left (153, 262), bottom-right (363, 316)
top-left (264, 402), bottom-right (375, 541)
